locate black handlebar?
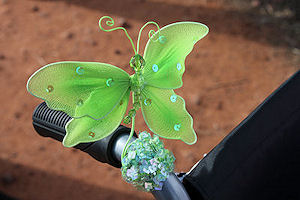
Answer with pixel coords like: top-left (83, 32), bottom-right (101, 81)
top-left (32, 102), bottom-right (131, 168)
top-left (32, 102), bottom-right (191, 200)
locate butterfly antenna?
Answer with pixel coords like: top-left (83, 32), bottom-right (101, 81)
top-left (136, 21), bottom-right (161, 54)
top-left (99, 16), bottom-right (137, 54)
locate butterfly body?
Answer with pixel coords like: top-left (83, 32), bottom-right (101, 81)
top-left (124, 54), bottom-right (146, 124)
top-left (129, 55), bottom-right (145, 94)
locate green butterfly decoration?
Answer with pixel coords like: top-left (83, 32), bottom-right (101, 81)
top-left (27, 16), bottom-right (208, 149)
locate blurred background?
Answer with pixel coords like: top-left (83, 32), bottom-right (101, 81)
top-left (0, 0), bottom-right (299, 199)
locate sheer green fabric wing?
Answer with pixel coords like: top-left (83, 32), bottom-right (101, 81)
top-left (143, 22), bottom-right (208, 89)
top-left (27, 61), bottom-right (130, 120)
top-left (63, 89), bottom-right (130, 147)
top-left (141, 85), bottom-right (196, 144)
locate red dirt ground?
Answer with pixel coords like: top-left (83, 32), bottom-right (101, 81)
top-left (0, 0), bottom-right (299, 199)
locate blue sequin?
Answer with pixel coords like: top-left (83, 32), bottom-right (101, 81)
top-left (152, 64), bottom-right (158, 72)
top-left (106, 78), bottom-right (114, 87)
top-left (145, 182), bottom-right (153, 190)
top-left (139, 131), bottom-right (149, 139)
top-left (144, 99), bottom-right (152, 106)
top-left (76, 66), bottom-right (84, 75)
top-left (128, 151), bottom-right (136, 159)
top-left (176, 63), bottom-right (182, 71)
top-left (126, 166), bottom-right (138, 180)
top-left (158, 36), bottom-right (166, 44)
top-left (174, 123), bottom-right (181, 131)
top-left (121, 131), bottom-right (175, 192)
top-left (161, 168), bottom-right (168, 176)
top-left (154, 182), bottom-right (163, 190)
top-left (170, 94), bottom-right (177, 102)
top-left (149, 165), bottom-right (157, 173)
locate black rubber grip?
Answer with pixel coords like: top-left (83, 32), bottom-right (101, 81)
top-left (33, 102), bottom-right (71, 142)
top-left (32, 102), bottom-right (131, 168)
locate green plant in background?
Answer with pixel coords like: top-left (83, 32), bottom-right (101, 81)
top-left (27, 15), bottom-right (208, 191)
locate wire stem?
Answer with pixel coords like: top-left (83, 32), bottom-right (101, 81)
top-left (121, 115), bottom-right (135, 162)
top-left (121, 91), bottom-right (137, 163)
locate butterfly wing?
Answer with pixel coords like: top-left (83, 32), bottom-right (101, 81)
top-left (140, 22), bottom-right (207, 143)
top-left (141, 86), bottom-right (196, 144)
top-left (143, 22), bottom-right (208, 89)
top-left (63, 89), bottom-right (130, 147)
top-left (27, 61), bottom-right (130, 120)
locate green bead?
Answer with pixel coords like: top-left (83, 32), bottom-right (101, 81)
top-left (128, 109), bottom-right (136, 117)
top-left (123, 116), bottom-right (131, 124)
top-left (46, 85), bottom-right (54, 93)
top-left (77, 99), bottom-right (84, 106)
top-left (133, 102), bottom-right (140, 110)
